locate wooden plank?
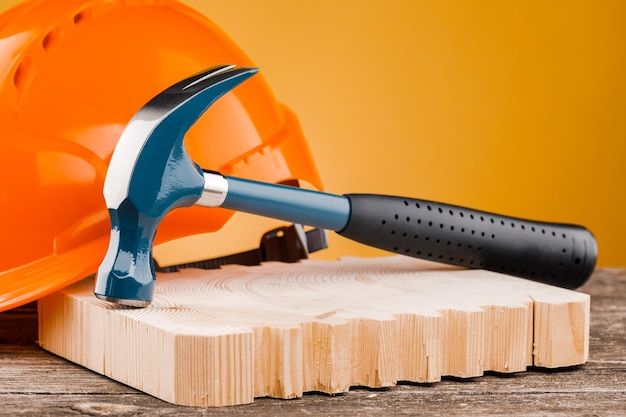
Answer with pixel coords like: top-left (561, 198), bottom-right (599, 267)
top-left (36, 256), bottom-right (590, 407)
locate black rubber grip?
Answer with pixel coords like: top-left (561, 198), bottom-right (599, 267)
top-left (338, 194), bottom-right (597, 289)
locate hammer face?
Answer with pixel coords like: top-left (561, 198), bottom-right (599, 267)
top-left (94, 203), bottom-right (159, 307)
top-left (95, 65), bottom-right (259, 307)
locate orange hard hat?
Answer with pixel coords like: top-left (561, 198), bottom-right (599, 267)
top-left (0, 0), bottom-right (322, 312)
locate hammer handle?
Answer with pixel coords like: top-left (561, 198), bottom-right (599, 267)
top-left (214, 175), bottom-right (596, 289)
top-left (338, 194), bottom-right (596, 289)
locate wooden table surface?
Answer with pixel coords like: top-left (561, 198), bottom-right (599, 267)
top-left (1, 268), bottom-right (625, 416)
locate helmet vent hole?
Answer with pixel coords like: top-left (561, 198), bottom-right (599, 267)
top-left (13, 60), bottom-right (29, 90)
top-left (42, 29), bottom-right (59, 51)
top-left (74, 11), bottom-right (87, 25)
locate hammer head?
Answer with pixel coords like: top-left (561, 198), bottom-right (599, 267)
top-left (94, 65), bottom-right (258, 307)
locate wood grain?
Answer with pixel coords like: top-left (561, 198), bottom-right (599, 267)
top-left (36, 256), bottom-right (590, 407)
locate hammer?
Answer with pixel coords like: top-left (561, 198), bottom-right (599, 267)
top-left (95, 65), bottom-right (597, 307)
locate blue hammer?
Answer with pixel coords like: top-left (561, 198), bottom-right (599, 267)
top-left (95, 65), bottom-right (597, 307)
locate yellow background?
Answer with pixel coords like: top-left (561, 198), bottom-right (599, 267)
top-left (2, 0), bottom-right (625, 266)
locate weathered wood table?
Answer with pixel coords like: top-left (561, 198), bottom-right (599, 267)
top-left (1, 268), bottom-right (625, 416)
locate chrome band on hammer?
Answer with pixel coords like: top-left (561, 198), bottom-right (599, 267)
top-left (197, 171), bottom-right (228, 207)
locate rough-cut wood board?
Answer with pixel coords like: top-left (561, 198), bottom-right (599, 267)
top-left (37, 256), bottom-right (589, 407)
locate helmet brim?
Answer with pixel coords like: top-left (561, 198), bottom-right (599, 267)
top-left (0, 237), bottom-right (108, 312)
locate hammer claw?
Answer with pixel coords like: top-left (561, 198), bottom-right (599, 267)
top-left (181, 64), bottom-right (237, 91)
